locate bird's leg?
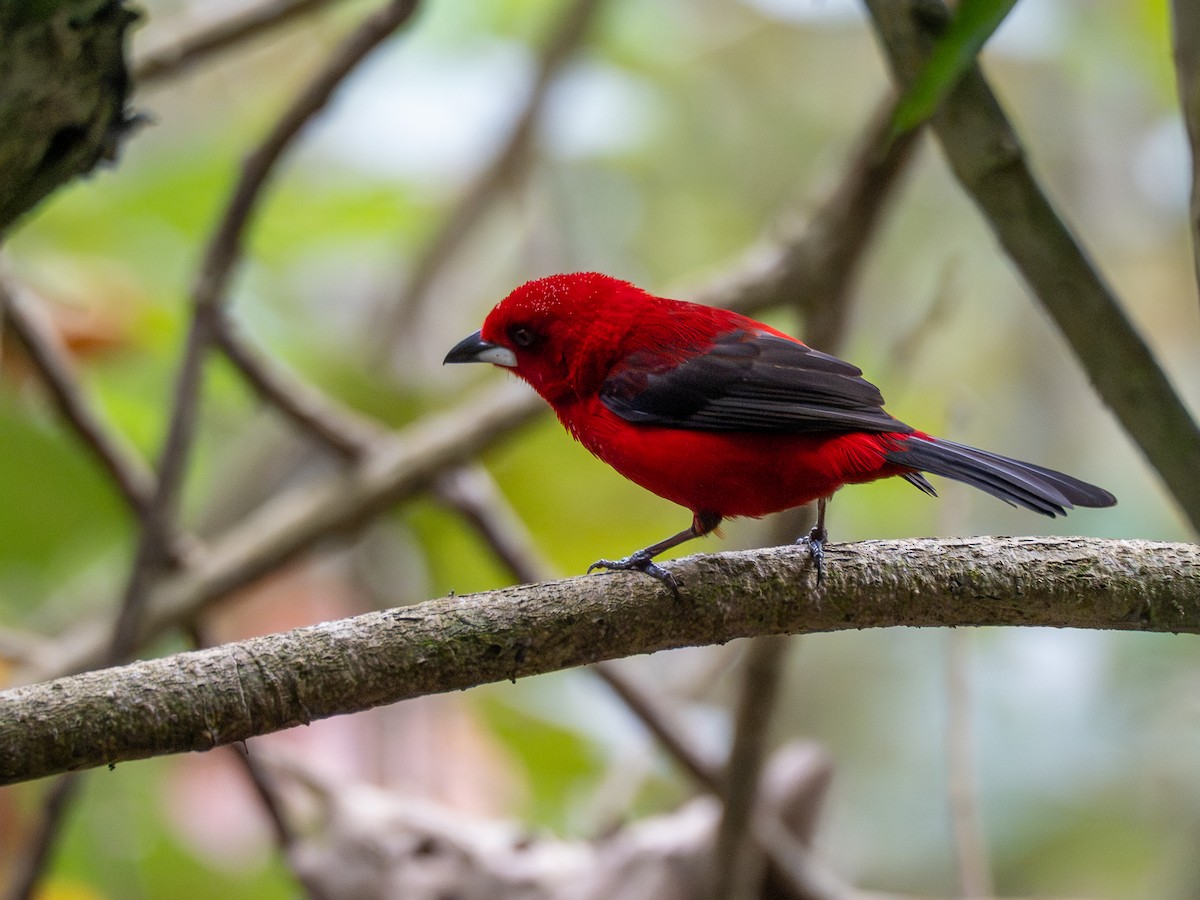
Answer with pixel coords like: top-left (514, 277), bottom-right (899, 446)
top-left (797, 496), bottom-right (830, 586)
top-left (589, 511), bottom-right (722, 595)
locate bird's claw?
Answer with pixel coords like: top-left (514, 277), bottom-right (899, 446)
top-left (799, 524), bottom-right (828, 587)
top-left (588, 550), bottom-right (680, 596)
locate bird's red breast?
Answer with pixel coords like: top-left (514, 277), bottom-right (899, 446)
top-left (475, 273), bottom-right (917, 517)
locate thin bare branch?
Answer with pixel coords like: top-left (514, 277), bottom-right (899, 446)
top-left (592, 662), bottom-right (722, 792)
top-left (945, 630), bottom-right (992, 898)
top-left (2, 774), bottom-right (82, 900)
top-left (214, 318), bottom-right (382, 459)
top-left (0, 281), bottom-right (155, 517)
top-left (864, 0), bottom-right (1200, 532)
top-left (434, 462), bottom-right (557, 585)
top-left (753, 813), bottom-right (870, 900)
top-left (595, 662), bottom-right (854, 900)
top-left (230, 744), bottom-right (296, 848)
top-left (695, 94), bottom-right (922, 333)
top-left (712, 637), bottom-right (791, 900)
top-left (0, 280), bottom-right (204, 570)
top-left (19, 384), bottom-right (544, 684)
top-left (194, 0), bottom-right (420, 322)
top-left (134, 0), bottom-right (350, 86)
top-left (372, 0), bottom-right (606, 359)
top-left (111, 0), bottom-right (423, 661)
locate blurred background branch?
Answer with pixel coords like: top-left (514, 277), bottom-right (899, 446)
top-left (865, 0), bottom-right (1200, 533)
top-left (108, 0), bottom-right (421, 663)
top-left (214, 316), bottom-right (382, 457)
top-left (0, 279), bottom-right (156, 518)
top-left (17, 383), bottom-right (543, 684)
top-left (371, 0), bottom-right (607, 363)
top-left (134, 0), bottom-right (352, 86)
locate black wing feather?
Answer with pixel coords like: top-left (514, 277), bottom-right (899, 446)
top-left (600, 330), bottom-right (909, 435)
top-left (883, 438), bottom-right (1117, 517)
top-left (597, 328), bottom-right (1117, 515)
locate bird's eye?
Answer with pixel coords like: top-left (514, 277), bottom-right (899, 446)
top-left (509, 325), bottom-right (537, 348)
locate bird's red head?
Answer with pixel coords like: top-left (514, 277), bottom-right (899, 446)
top-left (445, 272), bottom-right (651, 403)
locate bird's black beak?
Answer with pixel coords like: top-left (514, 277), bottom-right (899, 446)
top-left (443, 330), bottom-right (518, 368)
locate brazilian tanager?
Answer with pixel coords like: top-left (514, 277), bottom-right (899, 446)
top-left (446, 272), bottom-right (1116, 588)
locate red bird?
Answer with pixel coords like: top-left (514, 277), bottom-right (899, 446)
top-left (446, 273), bottom-right (1116, 589)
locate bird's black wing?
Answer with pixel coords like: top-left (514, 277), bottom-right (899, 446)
top-left (599, 329), bottom-right (910, 435)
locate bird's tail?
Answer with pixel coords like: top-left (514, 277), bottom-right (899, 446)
top-left (884, 436), bottom-right (1116, 517)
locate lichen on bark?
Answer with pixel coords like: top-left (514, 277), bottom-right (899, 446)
top-left (0, 0), bottom-right (138, 235)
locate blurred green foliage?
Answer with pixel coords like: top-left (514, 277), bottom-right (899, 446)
top-left (48, 759), bottom-right (294, 900)
top-left (477, 694), bottom-right (604, 832)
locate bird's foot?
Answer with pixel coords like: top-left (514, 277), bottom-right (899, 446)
top-left (798, 524), bottom-right (828, 587)
top-left (589, 550), bottom-right (680, 596)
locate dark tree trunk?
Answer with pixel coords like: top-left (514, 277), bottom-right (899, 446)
top-left (0, 0), bottom-right (138, 236)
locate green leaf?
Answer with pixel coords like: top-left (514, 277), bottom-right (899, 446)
top-left (891, 0), bottom-right (1021, 136)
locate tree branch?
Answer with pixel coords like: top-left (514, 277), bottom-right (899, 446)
top-left (213, 317), bottom-right (382, 459)
top-left (863, 0), bottom-right (1200, 532)
top-left (0, 1), bottom-right (138, 236)
top-left (694, 94), bottom-right (921, 333)
top-left (1, 536), bottom-right (1193, 786)
top-left (133, 0), bottom-right (349, 86)
top-left (36, 81), bottom-right (914, 679)
top-left (0, 279), bottom-right (155, 517)
top-left (712, 636), bottom-right (790, 900)
top-left (18, 383), bottom-right (544, 684)
top-left (0, 279), bottom-right (206, 578)
top-left (109, 0), bottom-right (422, 661)
top-left (1170, 0), bottom-right (1200, 306)
top-left (371, 0), bottom-right (606, 360)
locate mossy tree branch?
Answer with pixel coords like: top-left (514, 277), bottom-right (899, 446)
top-left (0, 0), bottom-right (138, 236)
top-left (1, 536), bottom-right (1195, 786)
top-left (863, 0), bottom-right (1200, 532)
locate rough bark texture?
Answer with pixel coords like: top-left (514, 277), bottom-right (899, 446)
top-left (0, 0), bottom-right (137, 236)
top-left (0, 537), bottom-right (1195, 785)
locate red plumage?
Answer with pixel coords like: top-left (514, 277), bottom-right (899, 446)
top-left (446, 272), bottom-right (1115, 588)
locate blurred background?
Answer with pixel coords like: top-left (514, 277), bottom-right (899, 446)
top-left (1, 0), bottom-right (1197, 896)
